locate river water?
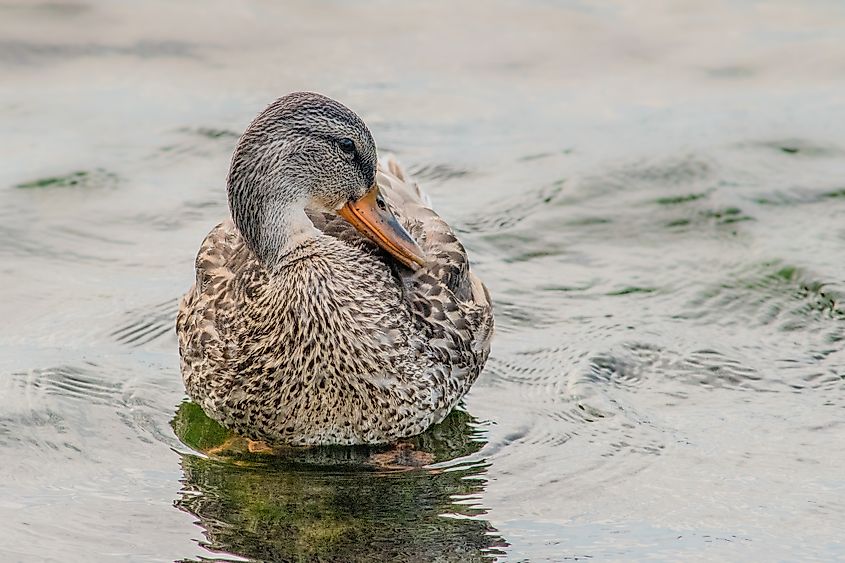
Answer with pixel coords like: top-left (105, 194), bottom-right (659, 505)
top-left (2, 1), bottom-right (844, 561)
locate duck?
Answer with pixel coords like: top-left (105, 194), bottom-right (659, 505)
top-left (176, 92), bottom-right (493, 446)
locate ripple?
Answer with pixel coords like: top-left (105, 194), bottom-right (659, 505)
top-left (125, 198), bottom-right (223, 231)
top-left (464, 180), bottom-right (565, 233)
top-left (491, 294), bottom-right (562, 333)
top-left (576, 336), bottom-right (836, 396)
top-left (177, 126), bottom-right (239, 140)
top-left (484, 347), bottom-right (582, 390)
top-left (1, 358), bottom-right (184, 457)
top-left (654, 191), bottom-right (710, 206)
top-left (681, 262), bottom-right (845, 330)
top-left (749, 138), bottom-right (845, 159)
top-left (468, 154), bottom-right (734, 265)
top-left (614, 155), bottom-right (715, 188)
top-left (0, 363), bottom-right (121, 455)
top-left (676, 349), bottom-right (764, 391)
top-left (587, 346), bottom-right (658, 389)
top-left (13, 168), bottom-right (119, 190)
top-left (481, 340), bottom-right (670, 464)
top-left (0, 39), bottom-right (199, 66)
top-left (0, 2), bottom-right (91, 16)
top-left (34, 364), bottom-right (123, 404)
top-left (662, 205), bottom-right (754, 230)
top-left (150, 127), bottom-right (240, 164)
top-left (407, 162), bottom-right (472, 182)
top-left (0, 223), bottom-right (121, 263)
top-left (753, 186), bottom-right (845, 207)
top-left (111, 298), bottom-right (177, 347)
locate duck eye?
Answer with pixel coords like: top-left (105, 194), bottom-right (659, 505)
top-left (337, 138), bottom-right (356, 155)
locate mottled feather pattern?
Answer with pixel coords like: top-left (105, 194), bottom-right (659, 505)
top-left (177, 161), bottom-right (493, 445)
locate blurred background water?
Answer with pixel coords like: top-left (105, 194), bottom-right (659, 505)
top-left (1, 0), bottom-right (845, 561)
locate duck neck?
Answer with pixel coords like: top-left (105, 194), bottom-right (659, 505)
top-left (228, 178), bottom-right (320, 271)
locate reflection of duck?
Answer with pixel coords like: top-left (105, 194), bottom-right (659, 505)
top-left (173, 405), bottom-right (507, 562)
top-left (177, 92), bottom-right (493, 445)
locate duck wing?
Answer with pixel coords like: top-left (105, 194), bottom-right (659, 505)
top-left (309, 159), bottom-right (494, 390)
top-left (177, 218), bottom-right (249, 390)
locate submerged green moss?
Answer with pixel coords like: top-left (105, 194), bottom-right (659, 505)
top-left (171, 401), bottom-right (230, 452)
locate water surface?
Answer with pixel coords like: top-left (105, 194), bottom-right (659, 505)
top-left (2, 0), bottom-right (845, 560)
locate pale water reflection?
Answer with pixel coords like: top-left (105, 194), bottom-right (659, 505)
top-left (1, 0), bottom-right (845, 561)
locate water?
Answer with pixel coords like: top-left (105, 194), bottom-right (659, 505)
top-left (2, 0), bottom-right (845, 560)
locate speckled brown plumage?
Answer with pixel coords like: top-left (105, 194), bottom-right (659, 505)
top-left (176, 93), bottom-right (493, 445)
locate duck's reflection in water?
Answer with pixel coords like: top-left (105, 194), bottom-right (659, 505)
top-left (173, 404), bottom-right (507, 562)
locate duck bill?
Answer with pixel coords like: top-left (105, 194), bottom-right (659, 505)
top-left (338, 185), bottom-right (426, 269)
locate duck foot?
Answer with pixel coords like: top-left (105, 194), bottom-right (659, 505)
top-left (203, 435), bottom-right (275, 457)
top-left (204, 434), bottom-right (247, 457)
top-left (368, 442), bottom-right (435, 470)
top-left (246, 439), bottom-right (274, 454)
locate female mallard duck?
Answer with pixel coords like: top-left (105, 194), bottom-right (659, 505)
top-left (177, 92), bottom-right (493, 446)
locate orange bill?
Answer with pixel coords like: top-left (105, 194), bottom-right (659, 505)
top-left (338, 185), bottom-right (426, 269)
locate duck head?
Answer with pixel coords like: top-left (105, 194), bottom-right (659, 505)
top-left (227, 91), bottom-right (425, 270)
